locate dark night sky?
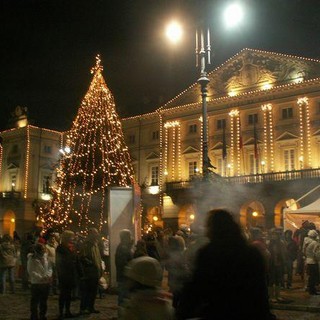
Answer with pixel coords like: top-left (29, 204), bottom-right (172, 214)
top-left (1, 0), bottom-right (320, 131)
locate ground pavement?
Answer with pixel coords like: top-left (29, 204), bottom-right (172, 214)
top-left (1, 274), bottom-right (320, 320)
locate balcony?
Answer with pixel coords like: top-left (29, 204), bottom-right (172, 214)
top-left (166, 168), bottom-right (320, 192)
top-left (0, 191), bottom-right (22, 199)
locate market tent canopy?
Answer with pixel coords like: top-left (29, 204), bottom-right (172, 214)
top-left (283, 198), bottom-right (320, 231)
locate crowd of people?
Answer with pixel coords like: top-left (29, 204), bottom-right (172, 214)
top-left (0, 210), bottom-right (320, 320)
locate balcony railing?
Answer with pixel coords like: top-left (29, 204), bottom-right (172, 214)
top-left (0, 191), bottom-right (22, 199)
top-left (166, 168), bottom-right (320, 192)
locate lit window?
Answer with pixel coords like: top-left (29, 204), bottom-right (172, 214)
top-left (151, 166), bottom-right (159, 185)
top-left (284, 149), bottom-right (295, 171)
top-left (188, 161), bottom-right (198, 178)
top-left (42, 176), bottom-right (51, 194)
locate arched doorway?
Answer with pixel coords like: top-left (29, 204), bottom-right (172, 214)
top-left (274, 198), bottom-right (298, 228)
top-left (178, 204), bottom-right (197, 228)
top-left (240, 201), bottom-right (266, 229)
top-left (2, 210), bottom-right (16, 237)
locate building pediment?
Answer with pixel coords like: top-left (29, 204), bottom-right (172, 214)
top-left (244, 137), bottom-right (262, 146)
top-left (161, 48), bottom-right (320, 110)
top-left (182, 146), bottom-right (200, 154)
top-left (7, 162), bottom-right (19, 169)
top-left (276, 132), bottom-right (299, 141)
top-left (146, 152), bottom-right (159, 160)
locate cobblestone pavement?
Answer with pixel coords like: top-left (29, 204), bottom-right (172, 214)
top-left (0, 287), bottom-right (319, 320)
top-left (0, 288), bottom-right (118, 320)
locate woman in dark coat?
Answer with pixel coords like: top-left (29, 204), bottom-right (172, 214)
top-left (56, 230), bottom-right (77, 319)
top-left (176, 209), bottom-right (274, 320)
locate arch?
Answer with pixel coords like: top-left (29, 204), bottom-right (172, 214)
top-left (274, 198), bottom-right (299, 228)
top-left (2, 210), bottom-right (16, 237)
top-left (239, 200), bottom-right (266, 229)
top-left (177, 204), bottom-right (197, 227)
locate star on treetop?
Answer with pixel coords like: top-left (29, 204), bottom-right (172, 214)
top-left (91, 54), bottom-right (103, 74)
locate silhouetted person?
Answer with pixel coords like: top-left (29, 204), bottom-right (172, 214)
top-left (20, 233), bottom-right (34, 290)
top-left (284, 229), bottom-right (298, 289)
top-left (115, 229), bottom-right (133, 306)
top-left (79, 228), bottom-right (102, 315)
top-left (176, 209), bottom-right (273, 320)
top-left (133, 239), bottom-right (148, 259)
top-left (165, 236), bottom-right (187, 309)
top-left (56, 230), bottom-right (77, 319)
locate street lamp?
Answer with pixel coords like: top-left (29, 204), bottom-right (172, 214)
top-left (165, 3), bottom-right (244, 178)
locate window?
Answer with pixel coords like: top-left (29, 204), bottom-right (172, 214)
top-left (249, 154), bottom-right (257, 174)
top-left (188, 161), bottom-right (198, 178)
top-left (11, 145), bottom-right (18, 154)
top-left (44, 145), bottom-right (52, 154)
top-left (217, 119), bottom-right (226, 130)
top-left (152, 130), bottom-right (159, 140)
top-left (42, 176), bottom-right (51, 193)
top-left (282, 107), bottom-right (293, 119)
top-left (128, 134), bottom-right (135, 144)
top-left (151, 166), bottom-right (159, 186)
top-left (248, 114), bottom-right (258, 125)
top-left (189, 124), bottom-right (197, 134)
top-left (284, 149), bottom-right (295, 171)
top-left (11, 175), bottom-right (16, 191)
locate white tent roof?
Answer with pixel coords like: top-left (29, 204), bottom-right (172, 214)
top-left (284, 197), bottom-right (320, 215)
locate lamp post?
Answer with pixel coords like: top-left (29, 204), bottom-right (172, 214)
top-left (196, 28), bottom-right (211, 178)
top-left (165, 3), bottom-right (244, 179)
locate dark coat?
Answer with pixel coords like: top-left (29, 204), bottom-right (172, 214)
top-left (79, 240), bottom-right (102, 280)
top-left (56, 244), bottom-right (77, 287)
top-left (177, 241), bottom-right (271, 320)
top-left (115, 243), bottom-right (132, 282)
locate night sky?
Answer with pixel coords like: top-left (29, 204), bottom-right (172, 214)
top-left (1, 0), bottom-right (320, 131)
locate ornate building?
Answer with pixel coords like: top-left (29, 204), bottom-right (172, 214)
top-left (1, 48), bottom-right (320, 235)
top-left (122, 49), bottom-right (320, 230)
top-left (0, 109), bottom-right (62, 235)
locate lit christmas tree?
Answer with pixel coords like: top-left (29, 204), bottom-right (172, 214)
top-left (40, 55), bottom-right (134, 233)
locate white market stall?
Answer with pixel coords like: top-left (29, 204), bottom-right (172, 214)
top-left (283, 197), bottom-right (320, 231)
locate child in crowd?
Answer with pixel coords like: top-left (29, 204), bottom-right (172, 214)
top-left (27, 243), bottom-right (52, 320)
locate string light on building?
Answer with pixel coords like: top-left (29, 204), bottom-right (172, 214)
top-left (24, 125), bottom-right (30, 199)
top-left (297, 97), bottom-right (311, 169)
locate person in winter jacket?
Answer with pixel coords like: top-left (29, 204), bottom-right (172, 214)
top-left (303, 229), bottom-right (320, 295)
top-left (56, 230), bottom-right (77, 319)
top-left (119, 256), bottom-right (174, 320)
top-left (78, 228), bottom-right (102, 315)
top-left (27, 243), bottom-right (52, 320)
top-left (0, 234), bottom-right (17, 294)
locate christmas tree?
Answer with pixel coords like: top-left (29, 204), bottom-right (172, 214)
top-left (40, 55), bottom-right (134, 233)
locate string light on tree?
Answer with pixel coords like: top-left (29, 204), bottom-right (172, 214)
top-left (39, 55), bottom-right (134, 233)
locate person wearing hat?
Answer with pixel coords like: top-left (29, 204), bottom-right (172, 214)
top-left (119, 256), bottom-right (174, 320)
top-left (303, 229), bottom-right (320, 295)
top-left (27, 243), bottom-right (52, 320)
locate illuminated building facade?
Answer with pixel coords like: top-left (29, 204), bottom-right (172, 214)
top-left (123, 49), bottom-right (320, 230)
top-left (2, 49), bottom-right (320, 234)
top-left (0, 112), bottom-right (62, 235)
